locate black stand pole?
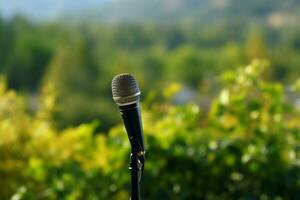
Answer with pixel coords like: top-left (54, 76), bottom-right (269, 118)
top-left (129, 153), bottom-right (141, 200)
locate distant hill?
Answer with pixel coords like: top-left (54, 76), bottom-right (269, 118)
top-left (1, 0), bottom-right (300, 25)
top-left (69, 0), bottom-right (213, 23)
top-left (54, 0), bottom-right (300, 26)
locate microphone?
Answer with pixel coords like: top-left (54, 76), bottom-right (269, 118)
top-left (112, 73), bottom-right (145, 200)
top-left (111, 73), bottom-right (145, 154)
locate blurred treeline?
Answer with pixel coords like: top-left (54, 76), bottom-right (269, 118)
top-left (1, 15), bottom-right (300, 130)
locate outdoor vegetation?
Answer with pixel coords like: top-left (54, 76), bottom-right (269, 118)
top-left (0, 0), bottom-right (300, 199)
top-left (1, 60), bottom-right (299, 199)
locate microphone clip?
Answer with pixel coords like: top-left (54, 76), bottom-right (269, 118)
top-left (129, 150), bottom-right (145, 184)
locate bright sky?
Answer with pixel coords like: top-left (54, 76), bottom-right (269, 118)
top-left (0, 0), bottom-right (109, 20)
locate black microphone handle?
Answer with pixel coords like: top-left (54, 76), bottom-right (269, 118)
top-left (120, 104), bottom-right (145, 200)
top-left (119, 103), bottom-right (145, 154)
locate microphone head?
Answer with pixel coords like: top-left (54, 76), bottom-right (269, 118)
top-left (112, 73), bottom-right (141, 106)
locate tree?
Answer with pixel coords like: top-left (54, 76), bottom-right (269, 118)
top-left (245, 26), bottom-right (268, 61)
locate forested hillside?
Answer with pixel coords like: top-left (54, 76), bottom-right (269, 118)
top-left (1, 12), bottom-right (300, 130)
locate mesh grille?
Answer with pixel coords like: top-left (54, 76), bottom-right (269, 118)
top-left (111, 73), bottom-right (140, 105)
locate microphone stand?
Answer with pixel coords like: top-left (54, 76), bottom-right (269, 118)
top-left (129, 149), bottom-right (144, 200)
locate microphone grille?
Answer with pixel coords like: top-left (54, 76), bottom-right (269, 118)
top-left (111, 73), bottom-right (141, 106)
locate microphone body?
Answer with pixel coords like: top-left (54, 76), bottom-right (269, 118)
top-left (119, 103), bottom-right (144, 154)
top-left (111, 73), bottom-right (145, 154)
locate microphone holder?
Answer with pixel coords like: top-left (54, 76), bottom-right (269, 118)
top-left (129, 150), bottom-right (145, 200)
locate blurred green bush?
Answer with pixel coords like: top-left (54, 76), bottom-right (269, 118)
top-left (0, 61), bottom-right (299, 200)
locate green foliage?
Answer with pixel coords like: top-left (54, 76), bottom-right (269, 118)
top-left (1, 16), bottom-right (300, 129)
top-left (0, 61), bottom-right (299, 199)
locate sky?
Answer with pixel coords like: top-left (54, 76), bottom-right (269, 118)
top-left (0, 0), bottom-right (109, 20)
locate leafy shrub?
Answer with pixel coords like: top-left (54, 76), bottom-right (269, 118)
top-left (0, 61), bottom-right (299, 200)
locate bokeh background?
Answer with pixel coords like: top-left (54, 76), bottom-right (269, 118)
top-left (0, 0), bottom-right (299, 199)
